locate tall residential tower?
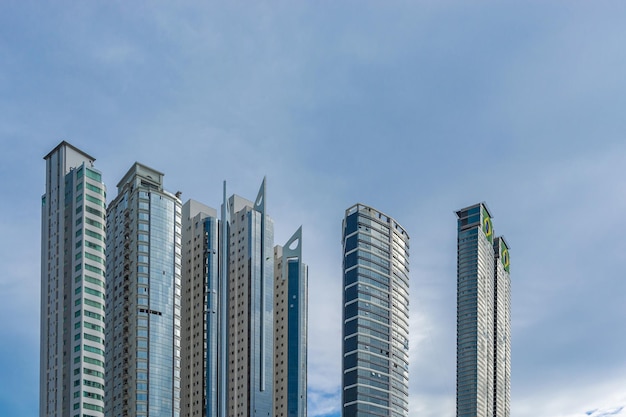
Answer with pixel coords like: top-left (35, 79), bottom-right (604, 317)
top-left (179, 181), bottom-right (306, 417)
top-left (341, 204), bottom-right (410, 417)
top-left (273, 227), bottom-right (308, 417)
top-left (223, 180), bottom-right (275, 417)
top-left (41, 142), bottom-right (107, 417)
top-left (105, 163), bottom-right (183, 417)
top-left (181, 200), bottom-right (220, 417)
top-left (455, 203), bottom-right (511, 417)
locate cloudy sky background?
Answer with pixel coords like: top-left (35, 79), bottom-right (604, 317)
top-left (1, 2), bottom-right (626, 416)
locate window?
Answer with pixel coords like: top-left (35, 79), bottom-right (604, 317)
top-left (85, 253), bottom-right (104, 265)
top-left (84, 334), bottom-right (101, 343)
top-left (84, 264), bottom-right (103, 276)
top-left (85, 168), bottom-right (101, 182)
top-left (86, 194), bottom-right (104, 207)
top-left (85, 206), bottom-right (103, 218)
top-left (84, 345), bottom-right (104, 355)
top-left (85, 276), bottom-right (103, 288)
top-left (84, 299), bottom-right (103, 310)
top-left (85, 229), bottom-right (103, 241)
top-left (83, 403), bottom-right (104, 412)
top-left (84, 391), bottom-right (103, 401)
top-left (84, 357), bottom-right (103, 367)
top-left (85, 218), bottom-right (103, 229)
top-left (86, 183), bottom-right (103, 195)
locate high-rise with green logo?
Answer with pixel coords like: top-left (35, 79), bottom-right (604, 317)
top-left (455, 203), bottom-right (511, 417)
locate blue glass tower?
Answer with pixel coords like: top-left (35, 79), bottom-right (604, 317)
top-left (342, 204), bottom-right (410, 417)
top-left (105, 163), bottom-right (182, 417)
top-left (204, 215), bottom-right (220, 417)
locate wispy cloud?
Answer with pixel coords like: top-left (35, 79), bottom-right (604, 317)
top-left (308, 386), bottom-right (341, 417)
top-left (514, 372), bottom-right (626, 417)
top-left (2, 3), bottom-right (626, 417)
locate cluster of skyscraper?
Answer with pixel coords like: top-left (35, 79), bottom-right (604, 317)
top-left (41, 141), bottom-right (511, 417)
top-left (339, 204), bottom-right (512, 417)
top-left (40, 142), bottom-right (307, 417)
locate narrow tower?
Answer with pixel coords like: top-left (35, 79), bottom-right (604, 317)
top-left (181, 200), bottom-right (219, 417)
top-left (41, 141), bottom-right (106, 417)
top-left (105, 163), bottom-right (182, 417)
top-left (223, 179), bottom-right (274, 417)
top-left (273, 227), bottom-right (308, 417)
top-left (493, 237), bottom-right (511, 417)
top-left (341, 203), bottom-right (410, 417)
top-left (455, 203), bottom-right (511, 417)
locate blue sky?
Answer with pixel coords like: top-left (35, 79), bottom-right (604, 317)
top-left (1, 2), bottom-right (626, 416)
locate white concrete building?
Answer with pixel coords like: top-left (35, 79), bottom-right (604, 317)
top-left (41, 142), bottom-right (107, 417)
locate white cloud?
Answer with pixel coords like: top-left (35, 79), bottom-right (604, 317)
top-left (308, 387), bottom-right (341, 417)
top-left (514, 371), bottom-right (626, 417)
top-left (3, 3), bottom-right (626, 417)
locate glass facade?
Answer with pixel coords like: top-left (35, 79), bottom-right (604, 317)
top-left (204, 216), bottom-right (219, 417)
top-left (455, 203), bottom-right (510, 417)
top-left (105, 163), bottom-right (182, 417)
top-left (342, 204), bottom-right (410, 417)
top-left (286, 257), bottom-right (307, 417)
top-left (180, 200), bottom-right (219, 417)
top-left (43, 149), bottom-right (307, 417)
top-left (225, 181), bottom-right (275, 417)
top-left (248, 208), bottom-right (276, 415)
top-left (273, 228), bottom-right (307, 417)
top-left (148, 193), bottom-right (182, 417)
top-left (43, 150), bottom-right (304, 417)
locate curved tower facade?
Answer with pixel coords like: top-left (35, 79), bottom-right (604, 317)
top-left (341, 204), bottom-right (410, 417)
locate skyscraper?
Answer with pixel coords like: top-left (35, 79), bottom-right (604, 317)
top-left (455, 203), bottom-right (511, 417)
top-left (492, 236), bottom-right (511, 416)
top-left (180, 181), bottom-right (306, 417)
top-left (223, 179), bottom-right (275, 417)
top-left (341, 203), bottom-right (410, 417)
top-left (273, 227), bottom-right (308, 417)
top-left (41, 141), bottom-right (106, 417)
top-left (41, 143), bottom-right (306, 417)
top-left (181, 200), bottom-right (220, 417)
top-left (105, 163), bottom-right (182, 417)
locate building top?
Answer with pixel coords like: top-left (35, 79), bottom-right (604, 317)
top-left (495, 235), bottom-right (511, 250)
top-left (455, 201), bottom-right (493, 219)
top-left (183, 199), bottom-right (218, 219)
top-left (43, 140), bottom-right (97, 162)
top-left (227, 194), bottom-right (255, 214)
top-left (456, 202), bottom-right (495, 237)
top-left (345, 202), bottom-right (409, 239)
top-left (116, 162), bottom-right (165, 192)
